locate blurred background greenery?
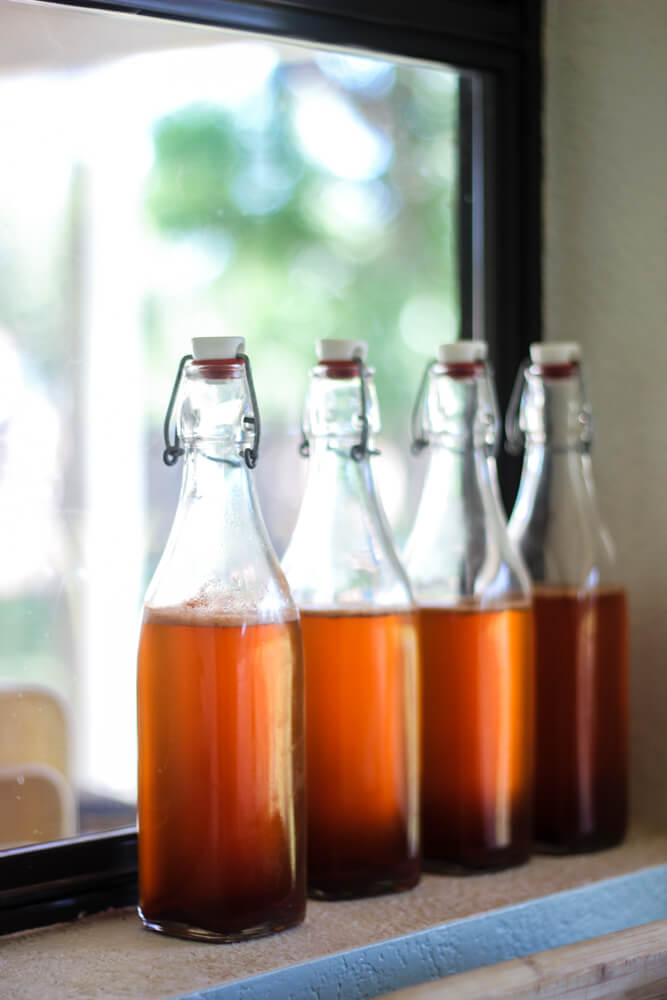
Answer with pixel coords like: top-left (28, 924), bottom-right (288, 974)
top-left (0, 35), bottom-right (461, 807)
top-left (140, 49), bottom-right (461, 549)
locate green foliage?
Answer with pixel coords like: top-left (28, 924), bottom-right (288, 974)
top-left (143, 60), bottom-right (460, 435)
top-left (145, 105), bottom-right (242, 231)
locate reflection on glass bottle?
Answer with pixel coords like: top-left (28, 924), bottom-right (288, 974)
top-left (404, 341), bottom-right (534, 871)
top-left (507, 342), bottom-right (628, 853)
top-left (282, 339), bottom-right (420, 899)
top-left (137, 336), bottom-right (306, 941)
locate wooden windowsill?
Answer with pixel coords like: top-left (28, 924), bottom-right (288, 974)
top-left (3, 826), bottom-right (667, 999)
top-left (392, 918), bottom-right (667, 999)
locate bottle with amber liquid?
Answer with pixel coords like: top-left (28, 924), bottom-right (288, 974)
top-left (507, 341), bottom-right (628, 853)
top-left (137, 336), bottom-right (306, 941)
top-left (404, 341), bottom-right (534, 871)
top-left (282, 338), bottom-right (420, 899)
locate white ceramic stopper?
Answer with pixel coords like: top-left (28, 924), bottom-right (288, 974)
top-left (437, 341), bottom-right (488, 363)
top-left (191, 336), bottom-right (245, 360)
top-left (316, 338), bottom-right (368, 362)
top-left (529, 341), bottom-right (581, 365)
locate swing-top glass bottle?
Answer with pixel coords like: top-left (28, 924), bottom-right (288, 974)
top-left (282, 338), bottom-right (420, 899)
top-left (507, 341), bottom-right (628, 852)
top-left (137, 336), bottom-right (306, 941)
top-left (404, 340), bottom-right (534, 870)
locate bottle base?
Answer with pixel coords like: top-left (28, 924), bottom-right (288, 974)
top-left (308, 867), bottom-right (420, 901)
top-left (423, 848), bottom-right (531, 875)
top-left (534, 830), bottom-right (626, 856)
top-left (138, 907), bottom-right (305, 944)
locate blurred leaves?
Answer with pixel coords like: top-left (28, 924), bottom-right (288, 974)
top-left (145, 105), bottom-right (242, 230)
top-left (143, 57), bottom-right (461, 433)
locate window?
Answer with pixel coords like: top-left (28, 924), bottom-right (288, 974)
top-left (0, 0), bottom-right (541, 931)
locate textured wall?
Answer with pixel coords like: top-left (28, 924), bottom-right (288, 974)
top-left (544, 0), bottom-right (667, 825)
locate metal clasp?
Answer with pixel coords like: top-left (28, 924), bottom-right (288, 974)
top-left (504, 358), bottom-right (529, 455)
top-left (299, 356), bottom-right (379, 462)
top-left (237, 352), bottom-right (261, 469)
top-left (162, 351), bottom-right (261, 469)
top-left (410, 360), bottom-right (436, 455)
top-left (504, 358), bottom-right (594, 455)
top-left (577, 363), bottom-right (594, 454)
top-left (162, 353), bottom-right (192, 466)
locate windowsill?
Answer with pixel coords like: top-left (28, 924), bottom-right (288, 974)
top-left (4, 826), bottom-right (667, 1000)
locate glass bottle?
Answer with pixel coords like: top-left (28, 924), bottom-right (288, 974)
top-left (281, 338), bottom-right (420, 899)
top-left (137, 336), bottom-right (306, 941)
top-left (404, 341), bottom-right (534, 871)
top-left (507, 341), bottom-right (628, 852)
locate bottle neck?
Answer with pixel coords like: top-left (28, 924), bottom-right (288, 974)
top-left (300, 361), bottom-right (383, 540)
top-left (404, 364), bottom-right (530, 606)
top-left (164, 446), bottom-right (264, 571)
top-left (180, 443), bottom-right (253, 496)
top-left (177, 360), bottom-right (255, 460)
top-left (422, 444), bottom-right (501, 498)
top-left (421, 363), bottom-right (498, 454)
top-left (512, 365), bottom-right (604, 560)
top-left (518, 365), bottom-right (592, 453)
top-left (146, 362), bottom-right (292, 621)
top-left (172, 362), bottom-right (261, 534)
top-left (176, 443), bottom-right (274, 566)
top-left (283, 388), bottom-right (413, 612)
top-left (302, 361), bottom-right (380, 460)
top-left (516, 444), bottom-right (594, 510)
top-left (147, 445), bottom-right (294, 620)
top-left (405, 443), bottom-right (530, 606)
top-left (510, 439), bottom-right (616, 588)
top-left (412, 365), bottom-right (505, 539)
top-left (414, 446), bottom-right (506, 565)
top-left (301, 436), bottom-right (379, 498)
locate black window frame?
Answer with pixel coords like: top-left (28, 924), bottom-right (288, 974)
top-left (0, 0), bottom-right (542, 934)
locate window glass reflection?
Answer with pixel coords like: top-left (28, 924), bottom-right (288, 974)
top-left (0, 0), bottom-right (462, 846)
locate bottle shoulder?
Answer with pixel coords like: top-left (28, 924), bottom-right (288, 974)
top-left (282, 454), bottom-right (414, 611)
top-left (508, 453), bottom-right (619, 588)
top-left (144, 464), bottom-right (298, 622)
top-left (142, 599), bottom-right (299, 629)
top-left (404, 450), bottom-right (530, 604)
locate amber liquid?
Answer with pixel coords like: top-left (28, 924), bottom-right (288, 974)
top-left (300, 610), bottom-right (420, 898)
top-left (533, 587), bottom-right (628, 852)
top-left (137, 612), bottom-right (306, 941)
top-left (419, 604), bottom-right (534, 870)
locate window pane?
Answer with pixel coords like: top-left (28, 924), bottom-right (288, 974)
top-left (0, 0), bottom-right (475, 846)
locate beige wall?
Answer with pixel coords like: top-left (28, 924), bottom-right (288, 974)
top-left (544, 0), bottom-right (667, 825)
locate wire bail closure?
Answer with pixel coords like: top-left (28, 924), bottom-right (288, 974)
top-left (504, 357), bottom-right (594, 456)
top-left (162, 354), bottom-right (192, 466)
top-left (410, 360), bottom-right (436, 455)
top-left (504, 358), bottom-right (530, 456)
top-left (410, 356), bottom-right (501, 457)
top-left (237, 352), bottom-right (261, 469)
top-left (299, 356), bottom-right (379, 462)
top-left (162, 351), bottom-right (261, 469)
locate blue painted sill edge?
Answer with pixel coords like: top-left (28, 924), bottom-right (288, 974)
top-left (176, 862), bottom-right (667, 1000)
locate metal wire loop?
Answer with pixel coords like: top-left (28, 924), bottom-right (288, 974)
top-left (577, 363), bottom-right (594, 453)
top-left (504, 358), bottom-right (593, 456)
top-left (237, 352), bottom-right (261, 469)
top-left (162, 351), bottom-right (261, 469)
top-left (349, 356), bottom-right (379, 462)
top-left (504, 357), bottom-right (529, 455)
top-left (298, 434), bottom-right (310, 458)
top-left (487, 361), bottom-right (503, 458)
top-left (162, 353), bottom-right (192, 466)
top-left (410, 360), bottom-right (436, 456)
top-left (298, 355), bottom-right (378, 462)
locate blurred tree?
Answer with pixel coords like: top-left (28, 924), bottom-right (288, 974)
top-left (143, 58), bottom-right (460, 436)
